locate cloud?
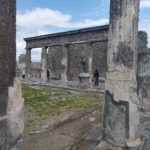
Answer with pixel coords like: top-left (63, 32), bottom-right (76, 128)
top-left (16, 8), bottom-right (109, 61)
top-left (140, 0), bottom-right (150, 8)
top-left (17, 8), bottom-right (72, 28)
top-left (17, 8), bottom-right (108, 28)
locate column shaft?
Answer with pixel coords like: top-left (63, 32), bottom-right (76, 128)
top-left (102, 0), bottom-right (140, 148)
top-left (41, 47), bottom-right (48, 81)
top-left (61, 45), bottom-right (68, 84)
top-left (0, 0), bottom-right (24, 149)
top-left (86, 43), bottom-right (93, 84)
top-left (26, 48), bottom-right (31, 78)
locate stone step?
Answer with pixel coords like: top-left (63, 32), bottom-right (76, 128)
top-left (95, 140), bottom-right (124, 150)
top-left (82, 124), bottom-right (103, 142)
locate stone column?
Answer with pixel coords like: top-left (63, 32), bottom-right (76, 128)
top-left (61, 44), bottom-right (68, 84)
top-left (26, 48), bottom-right (31, 79)
top-left (0, 0), bottom-right (24, 149)
top-left (41, 47), bottom-right (48, 81)
top-left (86, 42), bottom-right (93, 85)
top-left (102, 0), bottom-right (140, 149)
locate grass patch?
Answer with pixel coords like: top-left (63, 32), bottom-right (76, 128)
top-left (22, 87), bottom-right (103, 136)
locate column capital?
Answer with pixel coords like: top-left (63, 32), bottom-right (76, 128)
top-left (42, 46), bottom-right (48, 49)
top-left (26, 47), bottom-right (32, 51)
top-left (86, 41), bottom-right (93, 45)
top-left (62, 43), bottom-right (69, 47)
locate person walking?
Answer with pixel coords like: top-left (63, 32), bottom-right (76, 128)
top-left (22, 68), bottom-right (25, 79)
top-left (94, 69), bottom-right (99, 86)
top-left (47, 69), bottom-right (50, 81)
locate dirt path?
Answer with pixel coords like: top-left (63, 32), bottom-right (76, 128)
top-left (19, 107), bottom-right (101, 150)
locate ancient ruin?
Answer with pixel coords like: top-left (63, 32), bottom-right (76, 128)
top-left (1, 0), bottom-right (150, 149)
top-left (0, 0), bottom-right (24, 149)
top-left (22, 26), bottom-right (149, 86)
top-left (24, 26), bottom-right (108, 82)
top-left (102, 0), bottom-right (141, 149)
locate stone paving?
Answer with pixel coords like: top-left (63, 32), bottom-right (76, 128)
top-left (20, 78), bottom-right (105, 95)
top-left (142, 122), bottom-right (150, 150)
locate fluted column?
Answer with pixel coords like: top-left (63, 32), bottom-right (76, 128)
top-left (61, 44), bottom-right (68, 84)
top-left (102, 0), bottom-right (140, 148)
top-left (41, 46), bottom-right (48, 81)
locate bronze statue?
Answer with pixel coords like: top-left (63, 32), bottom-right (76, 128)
top-left (80, 56), bottom-right (86, 72)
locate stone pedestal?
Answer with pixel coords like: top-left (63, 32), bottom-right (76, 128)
top-left (79, 73), bottom-right (90, 88)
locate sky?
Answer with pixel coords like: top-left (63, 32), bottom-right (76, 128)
top-left (17, 0), bottom-right (150, 62)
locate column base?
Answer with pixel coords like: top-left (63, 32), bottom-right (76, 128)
top-left (95, 140), bottom-right (124, 150)
top-left (126, 138), bottom-right (141, 150)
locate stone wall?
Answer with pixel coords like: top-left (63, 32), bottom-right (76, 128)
top-left (68, 43), bottom-right (87, 81)
top-left (92, 41), bottom-right (108, 77)
top-left (31, 63), bottom-right (41, 78)
top-left (18, 54), bottom-right (41, 78)
top-left (137, 31), bottom-right (150, 116)
top-left (25, 26), bottom-right (108, 49)
top-left (48, 46), bottom-right (62, 79)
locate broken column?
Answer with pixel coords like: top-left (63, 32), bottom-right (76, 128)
top-left (61, 44), bottom-right (68, 84)
top-left (137, 31), bottom-right (150, 116)
top-left (26, 48), bottom-right (31, 79)
top-left (41, 46), bottom-right (48, 81)
top-left (102, 0), bottom-right (140, 149)
top-left (0, 0), bottom-right (24, 149)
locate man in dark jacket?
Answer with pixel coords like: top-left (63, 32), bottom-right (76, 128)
top-left (47, 69), bottom-right (50, 81)
top-left (94, 69), bottom-right (99, 86)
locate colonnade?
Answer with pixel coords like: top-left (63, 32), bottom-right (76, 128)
top-left (25, 42), bottom-right (93, 84)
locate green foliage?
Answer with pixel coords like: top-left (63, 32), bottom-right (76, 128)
top-left (22, 87), bottom-right (103, 136)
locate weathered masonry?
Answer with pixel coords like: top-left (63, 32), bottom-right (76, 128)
top-left (137, 31), bottom-right (150, 117)
top-left (102, 0), bottom-right (141, 149)
top-left (24, 25), bottom-right (109, 81)
top-left (0, 0), bottom-right (24, 149)
top-left (24, 25), bottom-right (149, 84)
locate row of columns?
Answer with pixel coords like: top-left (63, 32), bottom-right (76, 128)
top-left (25, 43), bottom-right (93, 84)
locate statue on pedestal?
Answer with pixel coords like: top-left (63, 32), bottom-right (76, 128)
top-left (80, 56), bottom-right (87, 73)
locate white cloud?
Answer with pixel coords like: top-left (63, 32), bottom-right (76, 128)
top-left (140, 0), bottom-right (150, 8)
top-left (17, 8), bottom-right (108, 28)
top-left (17, 8), bottom-right (72, 28)
top-left (16, 7), bottom-right (109, 61)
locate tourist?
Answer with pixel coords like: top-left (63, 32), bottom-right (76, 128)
top-left (47, 69), bottom-right (50, 81)
top-left (16, 68), bottom-right (20, 78)
top-left (22, 68), bottom-right (25, 79)
top-left (94, 69), bottom-right (99, 86)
